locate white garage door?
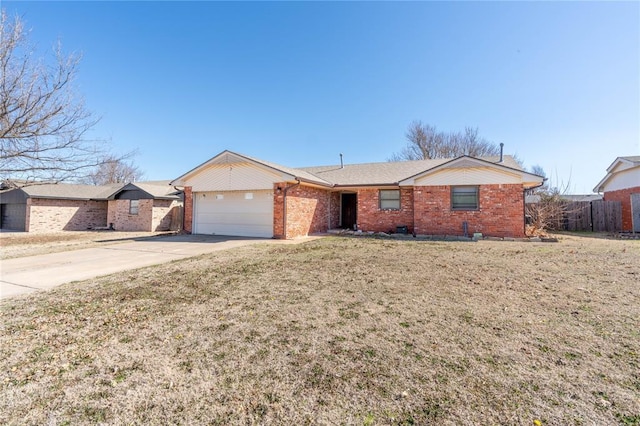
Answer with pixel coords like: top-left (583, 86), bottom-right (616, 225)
top-left (193, 190), bottom-right (274, 238)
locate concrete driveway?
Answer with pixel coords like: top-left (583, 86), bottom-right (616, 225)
top-left (0, 234), bottom-right (305, 299)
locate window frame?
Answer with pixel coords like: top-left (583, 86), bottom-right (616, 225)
top-left (129, 199), bottom-right (139, 215)
top-left (379, 189), bottom-right (401, 210)
top-left (451, 186), bottom-right (479, 210)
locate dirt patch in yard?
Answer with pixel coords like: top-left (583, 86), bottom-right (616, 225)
top-left (0, 231), bottom-right (176, 259)
top-left (1, 235), bottom-right (639, 425)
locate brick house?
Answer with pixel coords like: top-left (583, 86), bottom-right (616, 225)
top-left (106, 181), bottom-right (183, 232)
top-left (594, 156), bottom-right (640, 232)
top-left (171, 150), bottom-right (544, 239)
top-left (0, 181), bottom-right (182, 232)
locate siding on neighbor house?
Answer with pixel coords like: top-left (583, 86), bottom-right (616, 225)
top-left (600, 167), bottom-right (640, 193)
top-left (604, 186), bottom-right (640, 232)
top-left (356, 187), bottom-right (415, 234)
top-left (413, 184), bottom-right (524, 238)
top-left (273, 183), bottom-right (337, 239)
top-left (28, 198), bottom-right (108, 233)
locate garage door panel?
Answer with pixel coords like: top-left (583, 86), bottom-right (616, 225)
top-left (1, 204), bottom-right (27, 231)
top-left (198, 212), bottom-right (271, 224)
top-left (194, 191), bottom-right (273, 238)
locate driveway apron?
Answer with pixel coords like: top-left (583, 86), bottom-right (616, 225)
top-left (0, 235), bottom-right (308, 299)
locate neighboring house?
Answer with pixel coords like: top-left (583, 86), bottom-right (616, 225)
top-left (170, 150), bottom-right (544, 239)
top-left (0, 181), bottom-right (182, 232)
top-left (107, 181), bottom-right (183, 232)
top-left (594, 156), bottom-right (640, 232)
top-left (524, 194), bottom-right (603, 204)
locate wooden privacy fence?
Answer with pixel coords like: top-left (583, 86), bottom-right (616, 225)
top-left (527, 200), bottom-right (622, 232)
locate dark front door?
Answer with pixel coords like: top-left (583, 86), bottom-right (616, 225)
top-left (341, 193), bottom-right (357, 229)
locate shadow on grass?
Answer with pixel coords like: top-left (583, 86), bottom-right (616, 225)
top-left (95, 233), bottom-right (269, 244)
top-left (550, 231), bottom-right (631, 241)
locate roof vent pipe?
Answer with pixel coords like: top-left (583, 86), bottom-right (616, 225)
top-left (340, 153), bottom-right (344, 169)
top-left (499, 143), bottom-right (504, 163)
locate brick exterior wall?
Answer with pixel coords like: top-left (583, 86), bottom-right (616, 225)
top-left (356, 188), bottom-right (415, 233)
top-left (604, 186), bottom-right (640, 232)
top-left (413, 184), bottom-right (525, 237)
top-left (183, 182), bottom-right (526, 239)
top-left (151, 199), bottom-right (182, 231)
top-left (330, 192), bottom-right (341, 229)
top-left (28, 198), bottom-right (108, 232)
top-left (108, 199), bottom-right (153, 231)
top-left (183, 186), bottom-right (193, 233)
top-left (273, 183), bottom-right (336, 239)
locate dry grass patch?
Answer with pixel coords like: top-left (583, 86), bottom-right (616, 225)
top-left (1, 236), bottom-right (639, 425)
top-left (0, 231), bottom-right (175, 259)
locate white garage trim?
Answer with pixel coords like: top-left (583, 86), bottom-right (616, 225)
top-left (193, 190), bottom-right (273, 238)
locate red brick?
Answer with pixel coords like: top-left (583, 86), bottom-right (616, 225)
top-left (183, 186), bottom-right (193, 233)
top-left (355, 188), bottom-right (414, 233)
top-left (273, 183), bottom-right (337, 239)
top-left (604, 186), bottom-right (640, 232)
top-left (413, 184), bottom-right (525, 238)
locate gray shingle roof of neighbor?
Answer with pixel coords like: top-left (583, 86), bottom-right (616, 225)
top-left (1, 181), bottom-right (181, 201)
top-left (117, 181), bottom-right (181, 199)
top-left (300, 155), bottom-right (523, 186)
top-left (18, 183), bottom-right (122, 200)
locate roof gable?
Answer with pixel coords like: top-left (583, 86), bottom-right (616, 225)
top-left (594, 156), bottom-right (640, 192)
top-left (109, 181), bottom-right (180, 200)
top-left (399, 156), bottom-right (543, 188)
top-left (173, 151), bottom-right (542, 189)
top-left (171, 150), bottom-right (331, 188)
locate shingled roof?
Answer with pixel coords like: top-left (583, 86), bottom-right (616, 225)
top-left (113, 181), bottom-right (181, 200)
top-left (1, 181), bottom-right (179, 201)
top-left (17, 183), bottom-right (122, 200)
top-left (300, 155), bottom-right (523, 186)
top-left (170, 150), bottom-right (540, 189)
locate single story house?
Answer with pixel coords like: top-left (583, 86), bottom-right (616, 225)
top-left (106, 181), bottom-right (183, 232)
top-left (0, 181), bottom-right (182, 232)
top-left (170, 150), bottom-right (544, 239)
top-left (594, 156), bottom-right (640, 232)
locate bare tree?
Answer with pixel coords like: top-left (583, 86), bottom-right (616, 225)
top-left (530, 164), bottom-right (546, 178)
top-left (0, 11), bottom-right (105, 185)
top-left (83, 155), bottom-right (143, 185)
top-left (524, 169), bottom-right (584, 235)
top-left (390, 121), bottom-right (501, 161)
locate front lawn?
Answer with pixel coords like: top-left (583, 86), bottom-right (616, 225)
top-left (1, 236), bottom-right (639, 425)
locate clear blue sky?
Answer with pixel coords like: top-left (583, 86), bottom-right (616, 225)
top-left (5, 1), bottom-right (639, 193)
